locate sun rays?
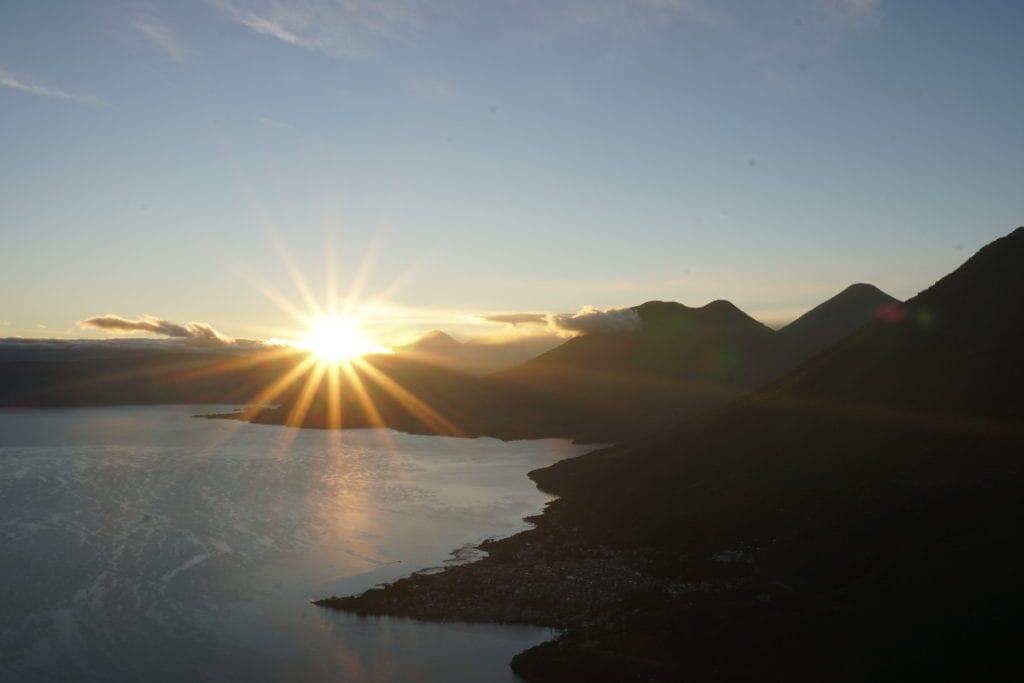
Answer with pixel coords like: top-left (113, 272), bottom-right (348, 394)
top-left (227, 234), bottom-right (463, 440)
top-left (63, 232), bottom-right (464, 449)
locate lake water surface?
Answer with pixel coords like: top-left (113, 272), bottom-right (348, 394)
top-left (0, 406), bottom-right (590, 682)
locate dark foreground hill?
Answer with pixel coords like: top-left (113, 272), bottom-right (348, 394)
top-left (321, 227), bottom-right (1024, 681)
top-left (490, 300), bottom-right (787, 440)
top-left (481, 287), bottom-right (900, 441)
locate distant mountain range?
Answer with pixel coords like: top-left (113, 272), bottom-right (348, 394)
top-left (512, 226), bottom-right (1024, 678)
top-left (490, 299), bottom-right (784, 440)
top-left (0, 282), bottom-right (905, 443)
top-left (0, 344), bottom-right (308, 407)
top-left (7, 229), bottom-right (1020, 678)
top-left (484, 286), bottom-right (901, 440)
top-left (777, 282), bottom-right (900, 360)
top-left (323, 226), bottom-right (1024, 680)
top-left (393, 330), bottom-right (562, 375)
top-left (246, 282), bottom-right (902, 441)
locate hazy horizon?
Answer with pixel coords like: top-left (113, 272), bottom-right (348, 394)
top-left (0, 279), bottom-right (902, 349)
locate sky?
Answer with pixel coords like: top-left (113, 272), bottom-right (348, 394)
top-left (2, 0), bottom-right (1022, 345)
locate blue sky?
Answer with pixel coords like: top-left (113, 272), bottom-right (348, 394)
top-left (1, 0), bottom-right (1022, 344)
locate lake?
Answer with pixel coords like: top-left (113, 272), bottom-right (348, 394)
top-left (0, 406), bottom-right (590, 682)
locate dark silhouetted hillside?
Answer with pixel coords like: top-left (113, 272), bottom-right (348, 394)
top-left (4, 282), bottom-right (910, 443)
top-left (489, 299), bottom-right (789, 440)
top-left (0, 284), bottom-right (921, 450)
top-left (517, 226), bottom-right (1024, 679)
top-left (326, 228), bottom-right (1023, 681)
top-left (270, 299), bottom-right (805, 441)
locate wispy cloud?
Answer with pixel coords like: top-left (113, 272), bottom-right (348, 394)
top-left (210, 0), bottom-right (880, 66)
top-left (134, 10), bottom-right (192, 63)
top-left (548, 306), bottom-right (642, 336)
top-left (211, 0), bottom-right (422, 59)
top-left (0, 66), bottom-right (102, 105)
top-left (476, 307), bottom-right (642, 337)
top-left (477, 313), bottom-right (549, 327)
top-left (78, 314), bottom-right (233, 345)
top-left (211, 0), bottom-right (725, 62)
top-left (256, 116), bottom-right (296, 132)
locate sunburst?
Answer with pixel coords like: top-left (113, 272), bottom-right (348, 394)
top-left (302, 315), bottom-right (389, 364)
top-left (229, 234), bottom-right (462, 438)
top-left (79, 233), bottom-right (463, 443)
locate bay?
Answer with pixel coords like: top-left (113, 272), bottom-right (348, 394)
top-left (0, 406), bottom-right (588, 682)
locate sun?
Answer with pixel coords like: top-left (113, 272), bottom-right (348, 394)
top-left (303, 316), bottom-right (387, 364)
top-left (219, 236), bottom-right (458, 435)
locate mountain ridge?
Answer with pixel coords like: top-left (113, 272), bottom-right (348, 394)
top-left (778, 282), bottom-right (901, 362)
top-left (322, 226), bottom-right (1024, 681)
top-left (520, 225), bottom-right (1024, 677)
top-left (487, 287), bottom-right (895, 440)
top-left (2, 283), bottom-right (905, 444)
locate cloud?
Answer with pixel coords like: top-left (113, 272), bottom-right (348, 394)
top-left (256, 116), bottom-right (296, 132)
top-left (134, 11), bottom-right (192, 63)
top-left (476, 306), bottom-right (643, 336)
top-left (478, 312), bottom-right (549, 327)
top-left (212, 0), bottom-right (421, 59)
top-left (211, 1), bottom-right (879, 68)
top-left (0, 66), bottom-right (101, 105)
top-left (212, 1), bottom-right (723, 60)
top-left (78, 315), bottom-right (234, 345)
top-left (547, 306), bottom-right (641, 336)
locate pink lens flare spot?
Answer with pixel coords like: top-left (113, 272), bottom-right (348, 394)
top-left (876, 304), bottom-right (906, 323)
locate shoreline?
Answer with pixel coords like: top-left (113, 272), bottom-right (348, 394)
top-left (195, 405), bottom-right (614, 446)
top-left (315, 501), bottom-right (761, 681)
